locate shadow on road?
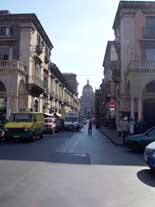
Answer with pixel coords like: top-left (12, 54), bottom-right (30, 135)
top-left (137, 169), bottom-right (155, 187)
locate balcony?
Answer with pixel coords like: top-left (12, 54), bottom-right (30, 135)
top-left (143, 27), bottom-right (155, 39)
top-left (127, 60), bottom-right (155, 72)
top-left (126, 60), bottom-right (155, 80)
top-left (0, 60), bottom-right (26, 75)
top-left (28, 75), bottom-right (44, 93)
top-left (35, 45), bottom-right (43, 55)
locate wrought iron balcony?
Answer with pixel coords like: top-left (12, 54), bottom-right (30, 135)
top-left (35, 45), bottom-right (43, 55)
top-left (0, 60), bottom-right (26, 74)
top-left (28, 75), bottom-right (44, 91)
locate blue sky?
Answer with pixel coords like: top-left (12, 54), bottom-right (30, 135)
top-left (1, 0), bottom-right (120, 95)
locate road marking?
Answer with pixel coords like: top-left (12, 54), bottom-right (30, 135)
top-left (56, 133), bottom-right (81, 153)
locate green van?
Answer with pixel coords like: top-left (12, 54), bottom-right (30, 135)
top-left (4, 112), bottom-right (44, 142)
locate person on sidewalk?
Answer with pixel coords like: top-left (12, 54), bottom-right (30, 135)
top-left (117, 119), bottom-right (121, 137)
top-left (129, 118), bottom-right (135, 135)
top-left (88, 119), bottom-right (93, 134)
top-left (120, 117), bottom-right (129, 144)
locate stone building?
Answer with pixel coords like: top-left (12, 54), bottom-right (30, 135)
top-left (62, 73), bottom-right (78, 95)
top-left (0, 10), bottom-right (53, 118)
top-left (102, 41), bottom-right (118, 128)
top-left (80, 80), bottom-right (95, 118)
top-left (50, 63), bottom-right (80, 117)
top-left (0, 10), bottom-right (80, 121)
top-left (104, 1), bottom-right (155, 129)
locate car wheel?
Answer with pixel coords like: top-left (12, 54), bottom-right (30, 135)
top-left (30, 134), bottom-right (36, 142)
top-left (150, 167), bottom-right (155, 173)
top-left (40, 133), bottom-right (43, 139)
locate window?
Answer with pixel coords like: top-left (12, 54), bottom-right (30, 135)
top-left (9, 113), bottom-right (33, 122)
top-left (146, 16), bottom-right (155, 27)
top-left (35, 63), bottom-right (41, 75)
top-left (146, 48), bottom-right (155, 61)
top-left (0, 47), bottom-right (9, 60)
top-left (43, 73), bottom-right (48, 89)
top-left (0, 26), bottom-right (10, 36)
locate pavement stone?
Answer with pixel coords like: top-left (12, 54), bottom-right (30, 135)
top-left (100, 126), bottom-right (123, 146)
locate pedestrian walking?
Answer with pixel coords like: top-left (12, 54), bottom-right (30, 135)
top-left (129, 118), bottom-right (135, 135)
top-left (88, 119), bottom-right (93, 134)
top-left (120, 117), bottom-right (129, 144)
top-left (117, 119), bottom-right (121, 137)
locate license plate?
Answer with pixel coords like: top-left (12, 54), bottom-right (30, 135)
top-left (13, 136), bottom-right (19, 138)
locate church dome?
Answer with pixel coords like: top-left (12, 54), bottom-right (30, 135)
top-left (82, 80), bottom-right (93, 95)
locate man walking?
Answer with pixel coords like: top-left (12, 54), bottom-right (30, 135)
top-left (120, 117), bottom-right (129, 144)
top-left (88, 119), bottom-right (93, 134)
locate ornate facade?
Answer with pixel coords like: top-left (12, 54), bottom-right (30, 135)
top-left (80, 80), bottom-right (95, 118)
top-left (0, 10), bottom-right (79, 121)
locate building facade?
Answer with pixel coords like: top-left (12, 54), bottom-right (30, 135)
top-left (63, 73), bottom-right (78, 95)
top-left (102, 41), bottom-right (119, 128)
top-left (50, 63), bottom-right (80, 117)
top-left (0, 10), bottom-right (79, 120)
top-left (80, 80), bottom-right (95, 118)
top-left (104, 1), bottom-right (155, 129)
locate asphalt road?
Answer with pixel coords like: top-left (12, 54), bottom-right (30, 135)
top-left (0, 125), bottom-right (155, 207)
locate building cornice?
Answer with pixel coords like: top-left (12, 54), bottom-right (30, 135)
top-left (0, 13), bottom-right (53, 49)
top-left (113, 1), bottom-right (155, 30)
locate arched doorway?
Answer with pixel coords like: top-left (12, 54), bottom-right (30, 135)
top-left (18, 79), bottom-right (27, 112)
top-left (0, 81), bottom-right (7, 123)
top-left (143, 80), bottom-right (155, 129)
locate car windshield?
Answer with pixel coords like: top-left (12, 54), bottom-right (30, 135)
top-left (9, 114), bottom-right (33, 122)
top-left (65, 117), bottom-right (78, 122)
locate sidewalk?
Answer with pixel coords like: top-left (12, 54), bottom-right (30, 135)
top-left (100, 126), bottom-right (123, 146)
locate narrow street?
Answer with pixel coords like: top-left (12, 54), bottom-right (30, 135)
top-left (0, 124), bottom-right (154, 207)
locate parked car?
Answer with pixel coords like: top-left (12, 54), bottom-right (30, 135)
top-left (83, 118), bottom-right (87, 125)
top-left (144, 141), bottom-right (155, 171)
top-left (126, 127), bottom-right (155, 152)
top-left (4, 112), bottom-right (44, 142)
top-left (0, 119), bottom-right (6, 141)
top-left (55, 118), bottom-right (64, 132)
top-left (0, 129), bottom-right (4, 140)
top-left (44, 117), bottom-right (57, 134)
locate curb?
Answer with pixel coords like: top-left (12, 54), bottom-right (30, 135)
top-left (100, 129), bottom-right (123, 147)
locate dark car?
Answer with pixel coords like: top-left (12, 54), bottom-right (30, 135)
top-left (56, 118), bottom-right (64, 132)
top-left (126, 127), bottom-right (155, 152)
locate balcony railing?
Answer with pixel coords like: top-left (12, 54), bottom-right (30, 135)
top-left (127, 60), bottom-right (155, 72)
top-left (143, 26), bottom-right (155, 38)
top-left (29, 75), bottom-right (44, 90)
top-left (0, 60), bottom-right (26, 74)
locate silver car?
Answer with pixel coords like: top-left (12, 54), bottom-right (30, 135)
top-left (144, 141), bottom-right (155, 171)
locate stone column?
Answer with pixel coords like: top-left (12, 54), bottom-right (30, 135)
top-left (6, 96), bottom-right (11, 119)
top-left (130, 97), bottom-right (135, 120)
top-left (138, 96), bottom-right (142, 121)
top-left (14, 96), bottom-right (18, 112)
